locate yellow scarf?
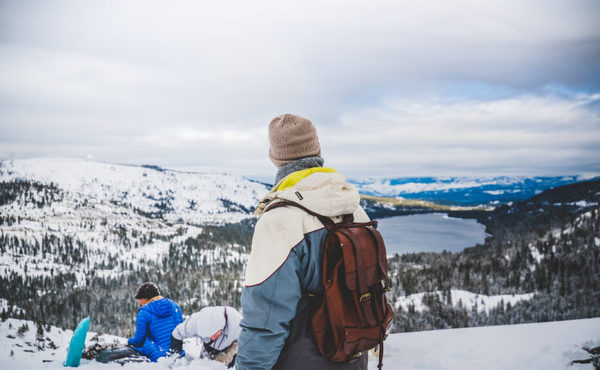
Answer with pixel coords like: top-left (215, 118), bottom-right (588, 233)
top-left (274, 167), bottom-right (337, 191)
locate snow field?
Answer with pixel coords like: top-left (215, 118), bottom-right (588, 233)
top-left (0, 318), bottom-right (226, 369)
top-left (2, 317), bottom-right (598, 369)
top-left (373, 317), bottom-right (600, 370)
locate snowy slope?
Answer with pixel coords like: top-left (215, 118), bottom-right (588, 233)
top-left (396, 289), bottom-right (535, 314)
top-left (0, 318), bottom-right (226, 369)
top-left (1, 317), bottom-right (598, 369)
top-left (380, 318), bottom-right (600, 370)
top-left (0, 158), bottom-right (269, 224)
top-left (0, 158), bottom-right (265, 331)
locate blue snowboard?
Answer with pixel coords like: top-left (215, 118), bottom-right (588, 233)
top-left (64, 317), bottom-right (90, 367)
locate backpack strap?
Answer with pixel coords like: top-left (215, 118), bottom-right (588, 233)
top-left (365, 226), bottom-right (389, 370)
top-left (264, 200), bottom-right (336, 229)
top-left (366, 227), bottom-right (391, 290)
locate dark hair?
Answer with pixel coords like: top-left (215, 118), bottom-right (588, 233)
top-left (134, 282), bottom-right (160, 299)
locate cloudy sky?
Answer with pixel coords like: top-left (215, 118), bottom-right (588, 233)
top-left (1, 0), bottom-right (599, 181)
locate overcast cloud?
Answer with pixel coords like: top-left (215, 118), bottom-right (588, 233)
top-left (1, 0), bottom-right (599, 180)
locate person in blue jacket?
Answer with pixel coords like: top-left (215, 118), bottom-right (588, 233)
top-left (127, 282), bottom-right (184, 362)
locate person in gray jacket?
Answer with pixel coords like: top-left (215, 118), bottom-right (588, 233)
top-left (235, 114), bottom-right (369, 369)
top-left (170, 306), bottom-right (241, 368)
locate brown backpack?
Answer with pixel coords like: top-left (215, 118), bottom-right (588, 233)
top-left (266, 200), bottom-right (394, 369)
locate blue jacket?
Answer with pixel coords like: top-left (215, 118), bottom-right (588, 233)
top-left (128, 297), bottom-right (183, 362)
top-left (236, 169), bottom-right (370, 369)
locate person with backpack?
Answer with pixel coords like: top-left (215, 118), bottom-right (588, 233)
top-left (236, 114), bottom-right (392, 370)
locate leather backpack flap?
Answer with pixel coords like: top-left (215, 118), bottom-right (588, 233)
top-left (311, 233), bottom-right (347, 359)
top-left (338, 226), bottom-right (386, 292)
top-left (338, 226), bottom-right (395, 331)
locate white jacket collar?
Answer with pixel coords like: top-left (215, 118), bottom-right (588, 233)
top-left (255, 171), bottom-right (360, 217)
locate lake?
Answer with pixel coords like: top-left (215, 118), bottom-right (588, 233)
top-left (375, 213), bottom-right (488, 255)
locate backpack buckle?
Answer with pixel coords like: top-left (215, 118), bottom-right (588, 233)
top-left (359, 292), bottom-right (371, 303)
top-left (350, 352), bottom-right (363, 359)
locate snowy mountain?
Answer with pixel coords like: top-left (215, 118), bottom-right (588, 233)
top-left (0, 158), bottom-right (266, 334)
top-left (350, 176), bottom-right (597, 206)
top-left (1, 158), bottom-right (269, 224)
top-left (1, 316), bottom-right (598, 369)
top-left (1, 157), bottom-right (599, 344)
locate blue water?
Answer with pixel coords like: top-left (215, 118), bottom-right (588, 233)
top-left (376, 213), bottom-right (488, 255)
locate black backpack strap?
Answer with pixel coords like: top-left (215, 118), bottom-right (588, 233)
top-left (264, 200), bottom-right (336, 229)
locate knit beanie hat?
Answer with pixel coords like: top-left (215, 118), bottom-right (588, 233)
top-left (134, 282), bottom-right (160, 299)
top-left (268, 113), bottom-right (321, 168)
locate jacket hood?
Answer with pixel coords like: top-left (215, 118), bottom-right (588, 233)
top-left (140, 298), bottom-right (177, 319)
top-left (255, 169), bottom-right (360, 217)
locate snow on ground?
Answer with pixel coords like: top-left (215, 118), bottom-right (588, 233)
top-left (2, 317), bottom-right (598, 369)
top-left (376, 318), bottom-right (600, 370)
top-left (0, 318), bottom-right (225, 369)
top-left (395, 289), bottom-right (535, 314)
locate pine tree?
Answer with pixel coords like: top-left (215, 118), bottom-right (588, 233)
top-left (36, 321), bottom-right (45, 350)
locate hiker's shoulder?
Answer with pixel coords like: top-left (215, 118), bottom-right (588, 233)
top-left (353, 206), bottom-right (370, 222)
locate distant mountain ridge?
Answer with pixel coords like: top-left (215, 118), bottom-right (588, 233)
top-left (3, 158), bottom-right (594, 210)
top-left (349, 176), bottom-right (597, 206)
top-left (0, 158), bottom-right (269, 224)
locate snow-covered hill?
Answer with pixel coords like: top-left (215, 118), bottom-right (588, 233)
top-left (1, 317), bottom-right (598, 369)
top-left (0, 158), bottom-right (267, 283)
top-left (1, 158), bottom-right (269, 224)
top-left (0, 158), bottom-right (266, 334)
